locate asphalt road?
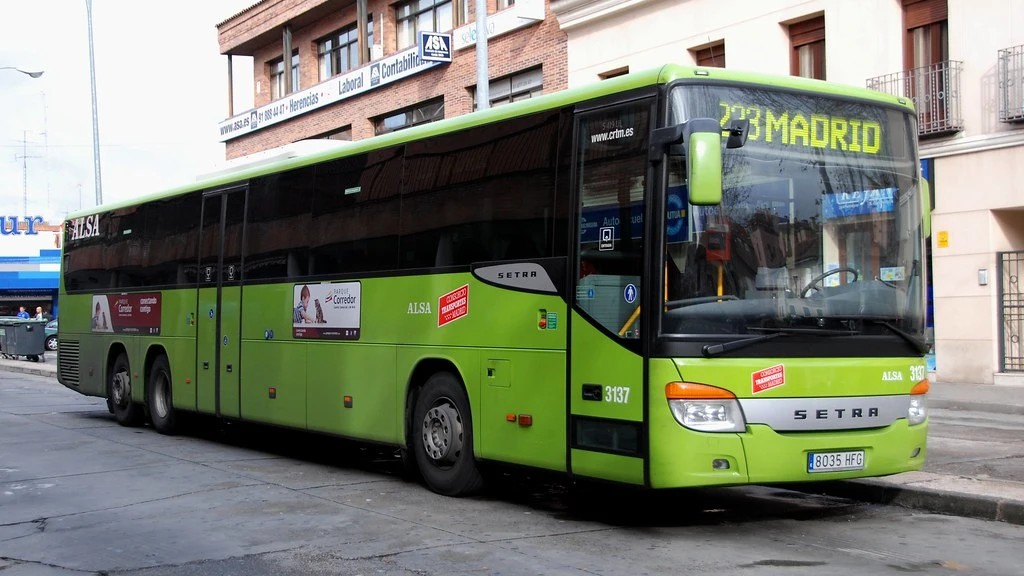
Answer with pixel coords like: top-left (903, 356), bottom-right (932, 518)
top-left (2, 370), bottom-right (1023, 576)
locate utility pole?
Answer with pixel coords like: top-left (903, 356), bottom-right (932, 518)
top-left (86, 0), bottom-right (103, 206)
top-left (475, 0), bottom-right (489, 110)
top-left (15, 131), bottom-right (41, 216)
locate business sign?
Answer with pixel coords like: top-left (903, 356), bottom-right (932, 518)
top-left (218, 48), bottom-right (440, 142)
top-left (418, 32), bottom-right (452, 63)
top-left (1, 216), bottom-right (45, 236)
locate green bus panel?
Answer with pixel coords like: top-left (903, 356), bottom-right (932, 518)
top-left (568, 312), bottom-right (643, 421)
top-left (570, 449), bottom-right (644, 485)
top-left (240, 340), bottom-right (307, 429)
top-left (306, 343), bottom-right (398, 443)
top-left (196, 286), bottom-right (218, 414)
top-left (219, 285), bottom-right (242, 418)
top-left (669, 357), bottom-right (929, 399)
top-left (477, 348), bottom-right (566, 471)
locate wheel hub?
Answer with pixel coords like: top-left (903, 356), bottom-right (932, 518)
top-left (111, 371), bottom-right (131, 407)
top-left (421, 401), bottom-right (463, 464)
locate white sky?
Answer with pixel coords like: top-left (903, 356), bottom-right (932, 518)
top-left (0, 0), bottom-right (256, 223)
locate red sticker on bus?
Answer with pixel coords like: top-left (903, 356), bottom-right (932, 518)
top-left (91, 293), bottom-right (161, 335)
top-left (752, 364), bottom-right (785, 394)
top-left (438, 284), bottom-right (469, 327)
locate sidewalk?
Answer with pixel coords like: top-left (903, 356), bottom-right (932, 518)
top-left (2, 356), bottom-right (1022, 525)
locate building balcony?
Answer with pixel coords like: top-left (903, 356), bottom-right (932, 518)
top-left (999, 44), bottom-right (1024, 123)
top-left (867, 60), bottom-right (964, 138)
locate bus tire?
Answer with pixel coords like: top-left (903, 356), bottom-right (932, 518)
top-left (412, 372), bottom-right (483, 496)
top-left (146, 355), bottom-right (178, 435)
top-left (108, 352), bottom-right (144, 427)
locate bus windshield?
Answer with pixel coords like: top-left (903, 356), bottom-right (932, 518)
top-left (662, 85), bottom-right (926, 342)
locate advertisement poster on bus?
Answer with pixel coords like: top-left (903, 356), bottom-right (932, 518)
top-left (90, 294), bottom-right (161, 335)
top-left (292, 281), bottom-right (361, 340)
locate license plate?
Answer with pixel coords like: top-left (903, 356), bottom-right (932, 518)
top-left (807, 450), bottom-right (865, 473)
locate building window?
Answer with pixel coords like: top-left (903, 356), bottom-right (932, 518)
top-left (789, 15), bottom-right (825, 80)
top-left (903, 0), bottom-right (950, 132)
top-left (270, 50), bottom-right (299, 100)
top-left (904, 0), bottom-right (947, 69)
top-left (396, 0), bottom-right (463, 50)
top-left (374, 98), bottom-right (444, 135)
top-left (692, 42), bottom-right (725, 68)
top-left (318, 25), bottom-right (359, 80)
top-left (473, 67), bottom-right (543, 110)
top-left (317, 126), bottom-right (353, 141)
top-left (497, 0), bottom-right (515, 8)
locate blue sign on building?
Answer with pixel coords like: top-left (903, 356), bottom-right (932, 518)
top-left (418, 32), bottom-right (453, 63)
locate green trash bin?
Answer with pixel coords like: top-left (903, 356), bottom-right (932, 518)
top-left (0, 318), bottom-right (47, 362)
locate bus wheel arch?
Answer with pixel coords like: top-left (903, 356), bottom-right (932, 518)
top-left (144, 346), bottom-right (178, 435)
top-left (107, 344), bottom-right (144, 427)
top-left (405, 359), bottom-right (483, 496)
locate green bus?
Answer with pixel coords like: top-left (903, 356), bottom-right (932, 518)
top-left (57, 64), bottom-right (931, 496)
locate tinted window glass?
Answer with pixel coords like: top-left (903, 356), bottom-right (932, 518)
top-left (310, 147), bottom-right (402, 276)
top-left (138, 193), bottom-right (202, 286)
top-left (246, 169), bottom-right (313, 280)
top-left (399, 111), bottom-right (561, 269)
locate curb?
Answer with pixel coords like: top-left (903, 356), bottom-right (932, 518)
top-left (931, 398), bottom-right (1024, 416)
top-left (790, 479), bottom-right (1024, 526)
top-left (0, 361), bottom-right (57, 379)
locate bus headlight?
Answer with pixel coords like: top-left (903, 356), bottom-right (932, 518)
top-left (908, 379), bottom-right (929, 426)
top-left (666, 382), bottom-right (746, 433)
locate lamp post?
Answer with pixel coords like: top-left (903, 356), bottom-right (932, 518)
top-left (0, 66), bottom-right (44, 79)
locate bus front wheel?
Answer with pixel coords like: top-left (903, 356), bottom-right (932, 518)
top-left (108, 353), bottom-right (144, 427)
top-left (147, 355), bottom-right (178, 435)
top-left (412, 372), bottom-right (483, 496)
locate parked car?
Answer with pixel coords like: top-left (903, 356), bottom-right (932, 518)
top-left (45, 319), bottom-right (58, 351)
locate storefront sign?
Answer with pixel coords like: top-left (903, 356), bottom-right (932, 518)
top-left (218, 49), bottom-right (440, 142)
top-left (1, 216), bottom-right (44, 236)
top-left (419, 32), bottom-right (452, 62)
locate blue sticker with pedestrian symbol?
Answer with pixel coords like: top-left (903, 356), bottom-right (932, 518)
top-left (624, 284), bottom-right (637, 304)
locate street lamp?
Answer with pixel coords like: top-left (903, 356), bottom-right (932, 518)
top-left (0, 66), bottom-right (44, 79)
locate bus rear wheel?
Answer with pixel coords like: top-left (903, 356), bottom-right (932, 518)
top-left (108, 353), bottom-right (144, 427)
top-left (147, 355), bottom-right (178, 435)
top-left (412, 372), bottom-right (483, 496)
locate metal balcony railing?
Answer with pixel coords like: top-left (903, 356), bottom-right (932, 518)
top-left (999, 44), bottom-right (1024, 122)
top-left (867, 60), bottom-right (964, 137)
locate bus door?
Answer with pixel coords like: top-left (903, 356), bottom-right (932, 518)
top-left (569, 98), bottom-right (654, 485)
top-left (196, 186), bottom-right (246, 418)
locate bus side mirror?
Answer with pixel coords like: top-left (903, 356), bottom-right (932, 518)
top-left (920, 179), bottom-right (931, 239)
top-left (649, 118), bottom-right (723, 206)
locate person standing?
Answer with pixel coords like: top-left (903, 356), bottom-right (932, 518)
top-left (34, 306), bottom-right (44, 320)
top-left (16, 306), bottom-right (29, 319)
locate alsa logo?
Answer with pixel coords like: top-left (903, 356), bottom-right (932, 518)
top-left (408, 302), bottom-right (431, 314)
top-left (68, 214), bottom-right (101, 241)
top-left (882, 370), bottom-right (904, 382)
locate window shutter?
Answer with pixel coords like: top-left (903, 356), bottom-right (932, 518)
top-left (903, 0), bottom-right (947, 29)
top-left (789, 15), bottom-right (825, 47)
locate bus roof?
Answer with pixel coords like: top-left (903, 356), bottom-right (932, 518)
top-left (67, 64), bottom-right (915, 219)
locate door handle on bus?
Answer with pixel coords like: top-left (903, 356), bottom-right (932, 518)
top-left (226, 364), bottom-right (232, 373)
top-left (203, 361), bottom-right (209, 370)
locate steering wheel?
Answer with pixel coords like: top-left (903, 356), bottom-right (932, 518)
top-left (800, 267), bottom-right (858, 298)
top-left (664, 295), bottom-right (739, 310)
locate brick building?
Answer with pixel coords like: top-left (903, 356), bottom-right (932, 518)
top-left (216, 0), bottom-right (567, 159)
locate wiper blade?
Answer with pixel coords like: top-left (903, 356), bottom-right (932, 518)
top-left (701, 326), bottom-right (853, 358)
top-left (702, 332), bottom-right (788, 357)
top-left (863, 319), bottom-right (930, 355)
top-left (824, 316), bottom-right (930, 355)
